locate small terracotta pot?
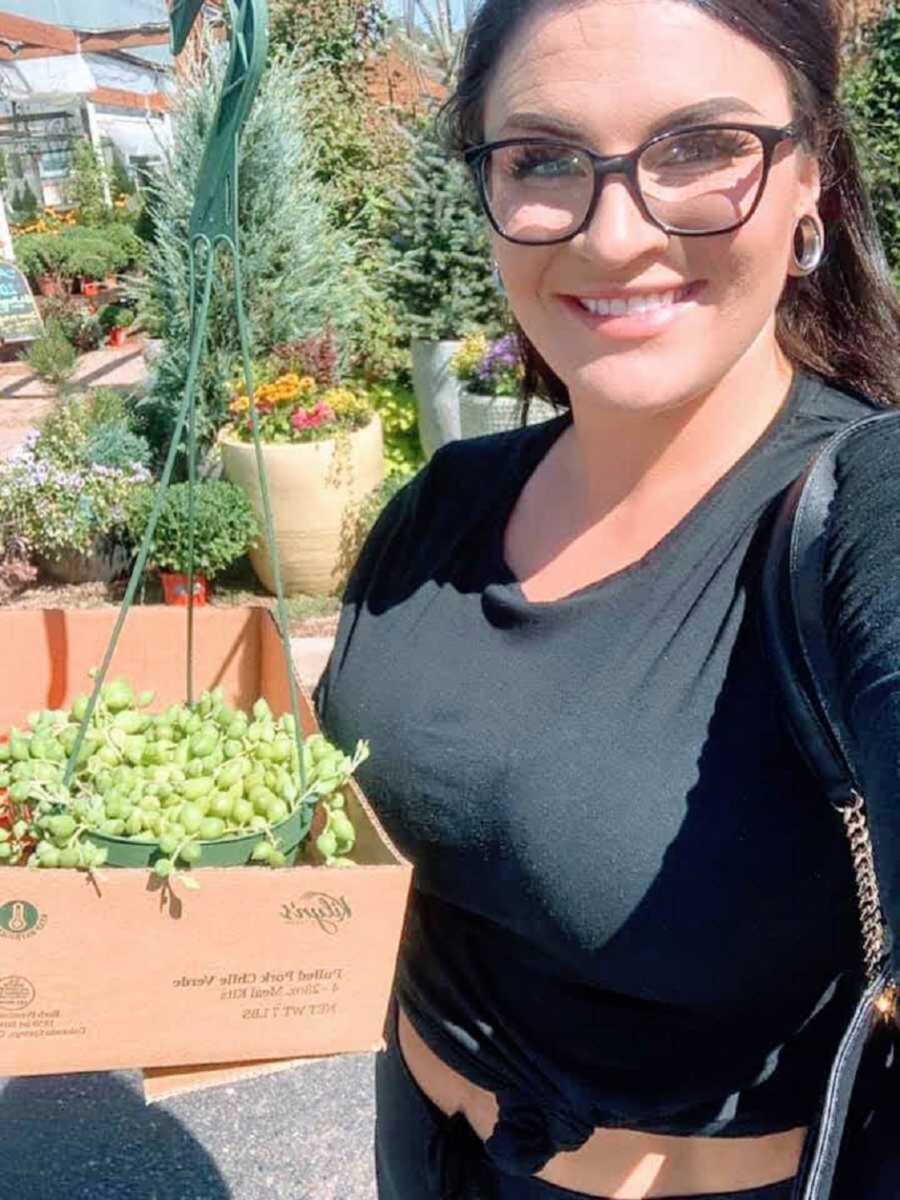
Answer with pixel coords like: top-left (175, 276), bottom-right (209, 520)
top-left (104, 273), bottom-right (117, 287)
top-left (160, 571), bottom-right (209, 606)
top-left (81, 279), bottom-right (102, 297)
top-left (107, 326), bottom-right (128, 348)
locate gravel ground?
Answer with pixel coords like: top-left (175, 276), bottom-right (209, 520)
top-left (1, 1052), bottom-right (377, 1200)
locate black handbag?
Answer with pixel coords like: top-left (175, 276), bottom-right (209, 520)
top-left (761, 411), bottom-right (900, 1199)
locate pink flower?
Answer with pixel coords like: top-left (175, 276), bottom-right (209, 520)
top-left (290, 402), bottom-right (335, 432)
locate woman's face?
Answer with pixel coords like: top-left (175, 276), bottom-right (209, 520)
top-left (482, 0), bottom-right (821, 415)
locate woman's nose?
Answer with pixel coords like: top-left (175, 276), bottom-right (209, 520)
top-left (571, 174), bottom-right (669, 267)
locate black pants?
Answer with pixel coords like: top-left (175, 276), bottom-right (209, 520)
top-left (374, 1002), bottom-right (797, 1200)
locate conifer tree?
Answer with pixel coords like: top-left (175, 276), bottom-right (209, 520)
top-left (131, 45), bottom-right (369, 475)
top-left (387, 111), bottom-right (507, 341)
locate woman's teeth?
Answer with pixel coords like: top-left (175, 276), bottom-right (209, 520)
top-left (577, 287), bottom-right (691, 316)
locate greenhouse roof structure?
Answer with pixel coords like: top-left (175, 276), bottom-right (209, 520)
top-left (0, 1), bottom-right (169, 35)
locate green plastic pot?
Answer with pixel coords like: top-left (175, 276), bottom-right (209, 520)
top-left (84, 801), bottom-right (313, 869)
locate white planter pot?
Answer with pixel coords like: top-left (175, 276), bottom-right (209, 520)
top-left (220, 416), bottom-right (384, 597)
top-left (410, 338), bottom-right (462, 460)
top-left (459, 392), bottom-right (559, 439)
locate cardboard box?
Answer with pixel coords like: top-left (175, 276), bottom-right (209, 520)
top-left (0, 606), bottom-right (411, 1089)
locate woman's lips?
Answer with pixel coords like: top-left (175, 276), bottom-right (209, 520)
top-left (560, 281), bottom-right (706, 339)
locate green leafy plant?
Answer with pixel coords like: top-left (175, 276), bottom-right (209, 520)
top-left (842, 6), bottom-right (900, 281)
top-left (98, 304), bottom-right (134, 334)
top-left (21, 319), bottom-right (78, 385)
top-left (368, 377), bottom-right (424, 476)
top-left (387, 111), bottom-right (508, 341)
top-left (125, 480), bottom-right (260, 579)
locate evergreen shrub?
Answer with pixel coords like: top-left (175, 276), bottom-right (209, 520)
top-left (842, 5), bottom-right (900, 281)
top-left (68, 140), bottom-right (110, 226)
top-left (387, 112), bottom-right (508, 342)
top-left (129, 44), bottom-right (369, 477)
top-left (21, 319), bottom-right (77, 385)
top-left (83, 421), bottom-right (152, 472)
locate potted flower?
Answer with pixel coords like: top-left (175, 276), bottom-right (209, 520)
top-left (98, 303), bottom-right (134, 348)
top-left (125, 480), bottom-right (260, 605)
top-left (452, 333), bottom-right (559, 438)
top-left (0, 428), bottom-right (148, 584)
top-left (219, 332), bottom-right (384, 596)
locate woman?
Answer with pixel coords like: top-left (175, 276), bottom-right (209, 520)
top-left (315, 1), bottom-right (900, 1197)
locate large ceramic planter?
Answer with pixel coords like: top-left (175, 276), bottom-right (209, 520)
top-left (38, 539), bottom-right (131, 585)
top-left (411, 338), bottom-right (462, 460)
top-left (220, 416), bottom-right (384, 597)
top-left (459, 392), bottom-right (559, 439)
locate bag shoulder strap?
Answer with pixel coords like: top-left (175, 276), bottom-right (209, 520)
top-left (760, 409), bottom-right (900, 980)
top-left (761, 414), bottom-right (891, 804)
top-left (761, 411), bottom-right (899, 1200)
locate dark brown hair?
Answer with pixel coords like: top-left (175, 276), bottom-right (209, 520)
top-left (441, 0), bottom-right (900, 409)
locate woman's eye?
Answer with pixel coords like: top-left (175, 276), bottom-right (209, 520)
top-left (507, 150), bottom-right (586, 180)
top-left (654, 133), bottom-right (752, 169)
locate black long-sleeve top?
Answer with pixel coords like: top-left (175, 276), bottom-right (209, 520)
top-left (314, 369), bottom-right (900, 1179)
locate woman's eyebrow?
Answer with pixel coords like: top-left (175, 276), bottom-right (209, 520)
top-left (499, 96), bottom-right (764, 141)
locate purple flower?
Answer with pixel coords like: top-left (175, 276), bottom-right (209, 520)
top-left (476, 334), bottom-right (522, 382)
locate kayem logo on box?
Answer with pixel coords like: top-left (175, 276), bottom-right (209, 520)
top-left (0, 900), bottom-right (47, 940)
top-left (280, 892), bottom-right (352, 935)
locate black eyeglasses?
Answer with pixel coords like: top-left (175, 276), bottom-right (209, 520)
top-left (464, 123), bottom-right (800, 245)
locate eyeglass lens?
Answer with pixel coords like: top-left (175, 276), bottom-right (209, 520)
top-left (483, 128), bottom-right (767, 242)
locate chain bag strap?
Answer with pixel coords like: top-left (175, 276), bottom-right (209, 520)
top-left (761, 411), bottom-right (900, 1200)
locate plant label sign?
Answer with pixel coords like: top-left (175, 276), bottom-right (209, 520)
top-left (0, 260), bottom-right (43, 342)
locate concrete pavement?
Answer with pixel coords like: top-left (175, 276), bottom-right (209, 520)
top-left (2, 1053), bottom-right (377, 1199)
top-left (0, 339), bottom-right (149, 458)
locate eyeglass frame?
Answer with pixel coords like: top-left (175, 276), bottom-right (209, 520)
top-left (463, 122), bottom-right (802, 245)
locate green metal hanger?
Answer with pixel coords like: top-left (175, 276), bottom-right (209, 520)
top-left (65, 0), bottom-right (308, 795)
